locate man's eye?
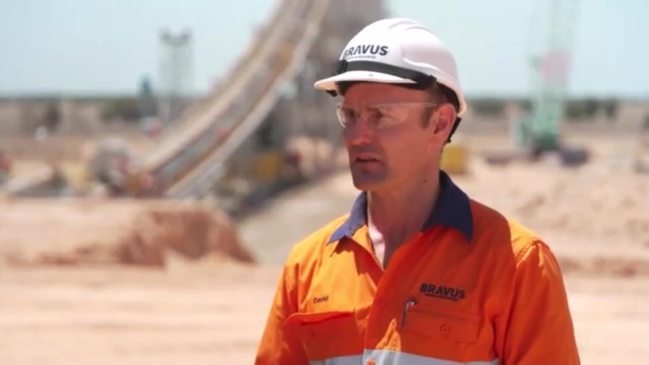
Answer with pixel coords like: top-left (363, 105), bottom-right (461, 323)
top-left (344, 109), bottom-right (357, 120)
top-left (367, 108), bottom-right (384, 119)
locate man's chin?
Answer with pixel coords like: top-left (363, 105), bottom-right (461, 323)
top-left (350, 172), bottom-right (387, 192)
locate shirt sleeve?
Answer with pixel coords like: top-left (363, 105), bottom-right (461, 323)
top-left (255, 260), bottom-right (308, 365)
top-left (501, 240), bottom-right (580, 364)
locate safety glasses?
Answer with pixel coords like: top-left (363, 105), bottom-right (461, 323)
top-left (336, 102), bottom-right (440, 130)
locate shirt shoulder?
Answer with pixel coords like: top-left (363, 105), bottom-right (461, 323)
top-left (469, 198), bottom-right (549, 265)
top-left (284, 214), bottom-right (349, 266)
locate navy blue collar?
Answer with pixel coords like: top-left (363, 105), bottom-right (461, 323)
top-left (328, 171), bottom-right (473, 243)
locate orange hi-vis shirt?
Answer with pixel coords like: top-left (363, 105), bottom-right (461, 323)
top-left (256, 172), bottom-right (579, 365)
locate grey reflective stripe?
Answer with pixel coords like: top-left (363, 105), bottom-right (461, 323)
top-left (363, 349), bottom-right (500, 365)
top-left (309, 355), bottom-right (363, 365)
top-left (309, 350), bottom-right (500, 365)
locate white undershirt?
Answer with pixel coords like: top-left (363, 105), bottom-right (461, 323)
top-left (367, 209), bottom-right (386, 269)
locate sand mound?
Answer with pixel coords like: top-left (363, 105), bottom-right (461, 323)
top-left (457, 155), bottom-right (649, 246)
top-left (0, 199), bottom-right (254, 267)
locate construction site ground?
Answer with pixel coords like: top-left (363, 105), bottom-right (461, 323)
top-left (1, 124), bottom-right (648, 364)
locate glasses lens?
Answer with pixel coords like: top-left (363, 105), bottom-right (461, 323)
top-left (336, 105), bottom-right (355, 128)
top-left (336, 103), bottom-right (438, 129)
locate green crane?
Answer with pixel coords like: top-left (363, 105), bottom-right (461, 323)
top-left (516, 0), bottom-right (579, 157)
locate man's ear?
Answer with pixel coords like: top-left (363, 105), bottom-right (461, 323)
top-left (429, 103), bottom-right (457, 144)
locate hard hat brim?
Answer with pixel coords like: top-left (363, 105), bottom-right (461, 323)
top-left (314, 71), bottom-right (415, 93)
top-left (314, 69), bottom-right (468, 117)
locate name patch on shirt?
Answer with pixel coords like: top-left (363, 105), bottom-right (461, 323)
top-left (420, 283), bottom-right (465, 301)
top-left (313, 295), bottom-right (329, 304)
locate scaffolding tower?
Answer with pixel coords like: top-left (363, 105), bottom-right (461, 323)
top-left (158, 29), bottom-right (194, 125)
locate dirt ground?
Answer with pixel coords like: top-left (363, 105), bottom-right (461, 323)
top-left (0, 263), bottom-right (276, 365)
top-left (1, 124), bottom-right (649, 364)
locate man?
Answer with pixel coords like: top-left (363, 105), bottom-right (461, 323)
top-left (256, 18), bottom-right (579, 365)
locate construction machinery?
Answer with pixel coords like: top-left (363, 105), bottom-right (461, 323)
top-left (515, 0), bottom-right (586, 163)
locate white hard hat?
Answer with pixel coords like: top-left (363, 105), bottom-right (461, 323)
top-left (314, 18), bottom-right (467, 117)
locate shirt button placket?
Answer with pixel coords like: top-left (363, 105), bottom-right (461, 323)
top-left (440, 323), bottom-right (451, 337)
top-left (366, 296), bottom-right (385, 345)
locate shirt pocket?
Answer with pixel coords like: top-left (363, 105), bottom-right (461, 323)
top-left (285, 311), bottom-right (361, 360)
top-left (401, 306), bottom-right (481, 345)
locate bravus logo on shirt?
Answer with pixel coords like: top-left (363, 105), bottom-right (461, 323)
top-left (420, 283), bottom-right (466, 301)
top-left (342, 44), bottom-right (389, 59)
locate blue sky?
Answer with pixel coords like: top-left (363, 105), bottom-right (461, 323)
top-left (1, 0), bottom-right (647, 97)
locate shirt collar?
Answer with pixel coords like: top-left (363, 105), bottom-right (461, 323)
top-left (328, 171), bottom-right (473, 244)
